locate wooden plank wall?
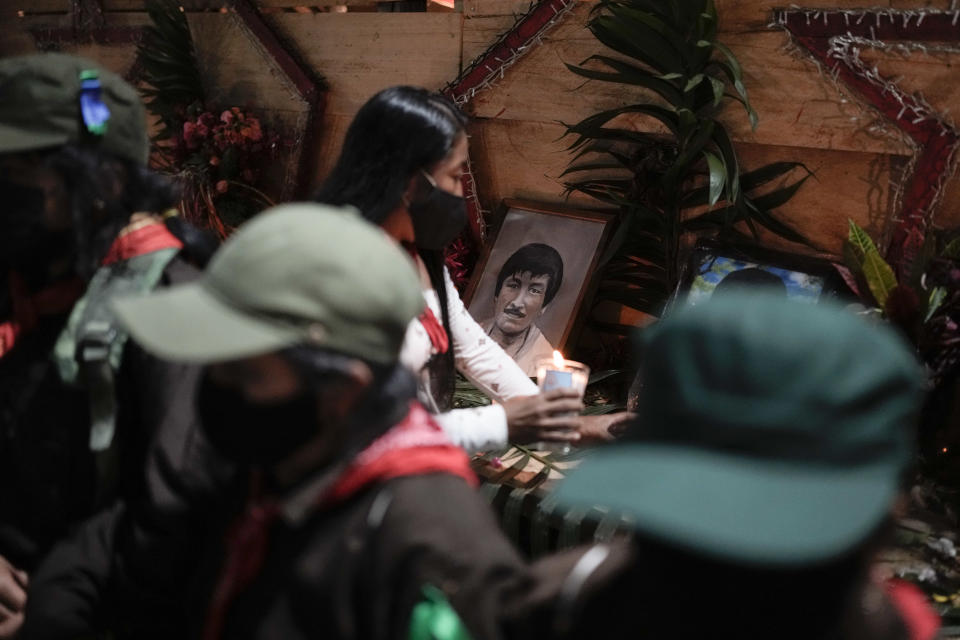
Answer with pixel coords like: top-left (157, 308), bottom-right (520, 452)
top-left (2, 0), bottom-right (959, 259)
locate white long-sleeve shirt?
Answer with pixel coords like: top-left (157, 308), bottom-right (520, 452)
top-left (399, 267), bottom-right (538, 453)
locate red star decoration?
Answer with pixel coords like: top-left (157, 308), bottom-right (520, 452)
top-left (778, 8), bottom-right (960, 271)
top-left (442, 0), bottom-right (576, 246)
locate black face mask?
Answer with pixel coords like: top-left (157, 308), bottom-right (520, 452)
top-left (0, 178), bottom-right (74, 283)
top-left (408, 172), bottom-right (467, 251)
top-left (196, 374), bottom-right (320, 467)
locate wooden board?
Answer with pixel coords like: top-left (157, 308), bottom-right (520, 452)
top-left (462, 4), bottom-right (917, 156)
top-left (272, 12), bottom-right (462, 116)
top-left (464, 117), bottom-right (938, 257)
top-left (463, 0), bottom-right (531, 18)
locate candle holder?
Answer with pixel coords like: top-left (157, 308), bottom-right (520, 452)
top-left (532, 353), bottom-right (589, 454)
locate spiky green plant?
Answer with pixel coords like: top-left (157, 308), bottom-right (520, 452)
top-left (562, 0), bottom-right (812, 323)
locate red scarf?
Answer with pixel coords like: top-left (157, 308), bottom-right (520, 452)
top-left (202, 402), bottom-right (475, 640)
top-left (0, 221), bottom-right (182, 359)
top-left (885, 578), bottom-right (940, 640)
top-left (418, 306), bottom-right (450, 355)
top-left (400, 242), bottom-right (450, 355)
top-left (100, 220), bottom-right (182, 266)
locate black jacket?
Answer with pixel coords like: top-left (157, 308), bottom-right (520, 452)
top-left (0, 257), bottom-right (200, 571)
top-left (23, 392), bottom-right (532, 640)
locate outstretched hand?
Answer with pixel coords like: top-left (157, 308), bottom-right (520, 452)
top-left (577, 412), bottom-right (636, 444)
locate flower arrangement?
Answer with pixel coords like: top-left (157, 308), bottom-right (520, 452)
top-left (137, 0), bottom-right (283, 234)
top-left (170, 104), bottom-right (280, 234)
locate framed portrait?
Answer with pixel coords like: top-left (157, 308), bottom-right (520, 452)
top-left (674, 238), bottom-right (847, 309)
top-left (464, 199), bottom-right (614, 376)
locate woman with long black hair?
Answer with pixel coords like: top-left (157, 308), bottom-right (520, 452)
top-left (316, 86), bottom-right (625, 451)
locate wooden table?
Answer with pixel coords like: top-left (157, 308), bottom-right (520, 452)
top-left (471, 445), bottom-right (635, 558)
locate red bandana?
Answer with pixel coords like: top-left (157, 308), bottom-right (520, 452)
top-left (400, 243), bottom-right (450, 355)
top-left (0, 221), bottom-right (182, 359)
top-left (100, 220), bottom-right (183, 266)
top-left (885, 579), bottom-right (940, 640)
top-left (418, 305), bottom-right (450, 355)
top-left (202, 403), bottom-right (474, 640)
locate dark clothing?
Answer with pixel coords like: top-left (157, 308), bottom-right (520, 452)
top-left (217, 474), bottom-right (528, 640)
top-left (0, 256), bottom-right (199, 571)
top-left (506, 542), bottom-right (925, 640)
top-left (24, 398), bottom-right (531, 640)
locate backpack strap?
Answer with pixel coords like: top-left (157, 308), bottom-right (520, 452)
top-left (54, 247), bottom-right (180, 453)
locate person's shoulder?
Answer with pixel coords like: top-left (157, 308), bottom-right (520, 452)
top-left (378, 473), bottom-right (494, 526)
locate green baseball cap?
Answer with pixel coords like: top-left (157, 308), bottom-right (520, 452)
top-left (111, 203), bottom-right (425, 365)
top-left (0, 53), bottom-right (148, 164)
top-left (556, 293), bottom-right (925, 566)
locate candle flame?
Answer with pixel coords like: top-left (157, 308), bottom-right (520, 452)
top-left (553, 350), bottom-right (565, 369)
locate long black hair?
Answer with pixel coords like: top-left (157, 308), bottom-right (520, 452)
top-left (37, 144), bottom-right (216, 277)
top-left (314, 86), bottom-right (468, 410)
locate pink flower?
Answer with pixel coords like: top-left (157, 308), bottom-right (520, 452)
top-left (209, 155), bottom-right (220, 166)
top-left (241, 118), bottom-right (263, 142)
top-left (215, 180), bottom-right (229, 194)
top-left (182, 121), bottom-right (198, 149)
top-left (220, 109), bottom-right (235, 125)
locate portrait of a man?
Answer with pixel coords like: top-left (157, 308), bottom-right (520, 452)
top-left (481, 243), bottom-right (563, 376)
top-left (465, 200), bottom-right (613, 375)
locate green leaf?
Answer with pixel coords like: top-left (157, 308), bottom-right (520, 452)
top-left (707, 58), bottom-right (757, 129)
top-left (563, 103), bottom-right (681, 139)
top-left (927, 287), bottom-right (947, 322)
top-left (712, 41), bottom-right (743, 84)
top-left (589, 15), bottom-right (683, 75)
top-left (708, 76), bottom-right (725, 107)
top-left (680, 161), bottom-right (806, 209)
top-left (703, 150), bottom-right (725, 206)
top-left (739, 162), bottom-right (809, 191)
top-left (711, 126), bottom-right (740, 203)
top-left (847, 221), bottom-right (898, 307)
top-left (863, 250), bottom-right (898, 308)
top-left (558, 161), bottom-right (629, 178)
top-left (567, 58), bottom-right (684, 105)
top-left (847, 219), bottom-right (878, 263)
top-left (684, 74), bottom-right (705, 93)
top-left (942, 236), bottom-right (960, 259)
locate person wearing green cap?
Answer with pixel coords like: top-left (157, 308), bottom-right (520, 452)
top-left (0, 52), bottom-right (213, 634)
top-left (22, 204), bottom-right (532, 640)
top-left (505, 292), bottom-right (939, 639)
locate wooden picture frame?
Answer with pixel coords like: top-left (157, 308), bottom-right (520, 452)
top-left (464, 199), bottom-right (614, 375)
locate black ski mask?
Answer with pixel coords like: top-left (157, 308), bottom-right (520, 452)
top-left (0, 177), bottom-right (74, 283)
top-left (407, 171), bottom-right (467, 251)
top-left (196, 373), bottom-right (321, 467)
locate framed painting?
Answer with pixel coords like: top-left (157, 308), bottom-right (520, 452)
top-left (464, 199), bottom-right (614, 376)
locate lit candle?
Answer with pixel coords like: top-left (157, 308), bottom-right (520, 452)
top-left (542, 350), bottom-right (574, 391)
top-left (533, 351), bottom-right (590, 454)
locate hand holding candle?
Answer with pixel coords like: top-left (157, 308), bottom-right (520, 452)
top-left (533, 351), bottom-right (590, 453)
